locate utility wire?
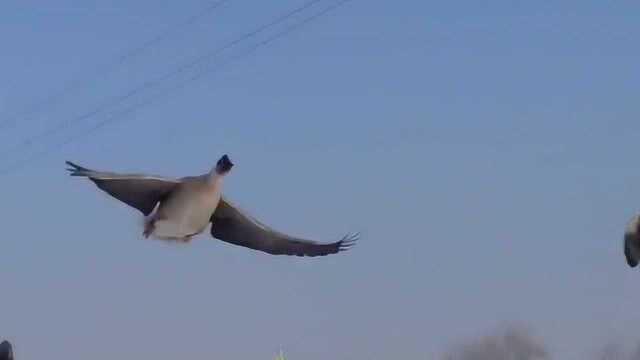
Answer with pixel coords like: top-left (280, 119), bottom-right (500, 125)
top-left (0, 0), bottom-right (354, 177)
top-left (0, 0), bottom-right (231, 131)
top-left (0, 0), bottom-right (324, 160)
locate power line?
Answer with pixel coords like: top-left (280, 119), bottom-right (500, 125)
top-left (0, 0), bottom-right (231, 131)
top-left (0, 0), bottom-right (324, 160)
top-left (0, 0), bottom-right (354, 177)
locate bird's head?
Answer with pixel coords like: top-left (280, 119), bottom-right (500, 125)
top-left (215, 154), bottom-right (234, 175)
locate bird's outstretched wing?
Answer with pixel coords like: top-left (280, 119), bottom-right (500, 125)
top-left (210, 197), bottom-right (358, 257)
top-left (66, 161), bottom-right (180, 216)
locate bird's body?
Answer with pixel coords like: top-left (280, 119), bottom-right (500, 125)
top-left (149, 174), bottom-right (223, 241)
top-left (66, 154), bottom-right (357, 257)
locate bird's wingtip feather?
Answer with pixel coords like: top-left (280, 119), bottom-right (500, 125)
top-left (337, 232), bottom-right (359, 252)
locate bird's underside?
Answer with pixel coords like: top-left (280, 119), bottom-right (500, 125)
top-left (143, 210), bottom-right (207, 243)
top-left (66, 161), bottom-right (358, 257)
top-left (144, 177), bottom-right (223, 241)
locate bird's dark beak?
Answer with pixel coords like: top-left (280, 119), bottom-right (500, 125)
top-left (216, 154), bottom-right (234, 174)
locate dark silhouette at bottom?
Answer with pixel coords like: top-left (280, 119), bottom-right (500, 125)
top-left (0, 341), bottom-right (13, 360)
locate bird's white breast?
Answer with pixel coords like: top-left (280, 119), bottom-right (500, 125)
top-left (152, 178), bottom-right (222, 238)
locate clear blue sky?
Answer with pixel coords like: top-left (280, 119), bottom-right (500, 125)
top-left (1, 1), bottom-right (638, 359)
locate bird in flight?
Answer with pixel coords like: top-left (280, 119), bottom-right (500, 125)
top-left (65, 155), bottom-right (357, 257)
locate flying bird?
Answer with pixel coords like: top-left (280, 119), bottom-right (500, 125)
top-left (65, 155), bottom-right (357, 257)
top-left (624, 214), bottom-right (640, 267)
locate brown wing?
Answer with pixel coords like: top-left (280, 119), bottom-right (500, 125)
top-left (210, 197), bottom-right (358, 257)
top-left (66, 161), bottom-right (180, 216)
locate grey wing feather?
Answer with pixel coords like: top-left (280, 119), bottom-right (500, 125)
top-left (210, 197), bottom-right (358, 257)
top-left (66, 161), bottom-right (180, 216)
